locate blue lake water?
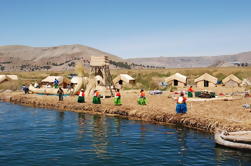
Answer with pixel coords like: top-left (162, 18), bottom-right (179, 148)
top-left (0, 102), bottom-right (251, 166)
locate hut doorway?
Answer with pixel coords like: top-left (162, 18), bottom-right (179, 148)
top-left (204, 80), bottom-right (209, 87)
top-left (118, 80), bottom-right (123, 85)
top-left (174, 80), bottom-right (178, 86)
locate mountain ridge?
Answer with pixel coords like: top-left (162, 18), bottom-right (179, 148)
top-left (0, 44), bottom-right (250, 71)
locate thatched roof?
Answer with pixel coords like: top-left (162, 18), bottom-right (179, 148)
top-left (194, 73), bottom-right (217, 84)
top-left (113, 74), bottom-right (135, 84)
top-left (90, 56), bottom-right (109, 67)
top-left (0, 75), bottom-right (7, 83)
top-left (222, 74), bottom-right (242, 84)
top-left (241, 79), bottom-right (251, 86)
top-left (6, 75), bottom-right (18, 80)
top-left (0, 75), bottom-right (18, 83)
top-left (165, 73), bottom-right (187, 83)
top-left (42, 76), bottom-right (70, 84)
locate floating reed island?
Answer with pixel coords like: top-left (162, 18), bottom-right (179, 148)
top-left (1, 91), bottom-right (251, 133)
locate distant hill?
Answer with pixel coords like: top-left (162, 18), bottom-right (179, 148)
top-left (0, 44), bottom-right (251, 71)
top-left (127, 51), bottom-right (251, 68)
top-left (0, 44), bottom-right (125, 71)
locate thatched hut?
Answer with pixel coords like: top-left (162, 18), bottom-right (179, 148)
top-left (194, 73), bottom-right (217, 88)
top-left (0, 75), bottom-right (18, 83)
top-left (222, 74), bottom-right (242, 87)
top-left (165, 73), bottom-right (187, 87)
top-left (41, 76), bottom-right (70, 88)
top-left (113, 74), bottom-right (135, 89)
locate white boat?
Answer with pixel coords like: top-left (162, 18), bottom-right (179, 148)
top-left (215, 131), bottom-right (251, 150)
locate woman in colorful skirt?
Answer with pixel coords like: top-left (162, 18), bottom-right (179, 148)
top-left (138, 89), bottom-right (147, 105)
top-left (187, 86), bottom-right (194, 98)
top-left (77, 89), bottom-right (85, 103)
top-left (92, 90), bottom-right (101, 104)
top-left (176, 92), bottom-right (187, 114)
top-left (114, 89), bottom-right (122, 106)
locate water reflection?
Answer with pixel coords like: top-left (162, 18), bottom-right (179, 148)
top-left (56, 112), bottom-right (65, 121)
top-left (215, 146), bottom-right (251, 165)
top-left (77, 113), bottom-right (86, 136)
top-left (91, 115), bottom-right (109, 158)
top-left (176, 128), bottom-right (188, 165)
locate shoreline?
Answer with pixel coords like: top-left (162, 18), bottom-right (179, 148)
top-left (1, 92), bottom-right (251, 133)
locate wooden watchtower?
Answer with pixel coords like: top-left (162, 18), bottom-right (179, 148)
top-left (90, 56), bottom-right (115, 96)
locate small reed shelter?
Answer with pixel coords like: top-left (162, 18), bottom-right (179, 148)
top-left (222, 74), bottom-right (242, 87)
top-left (0, 75), bottom-right (18, 83)
top-left (165, 73), bottom-right (187, 87)
top-left (194, 73), bottom-right (217, 88)
top-left (113, 74), bottom-right (135, 89)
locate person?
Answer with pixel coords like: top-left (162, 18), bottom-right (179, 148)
top-left (22, 84), bottom-right (29, 94)
top-left (176, 92), bottom-right (187, 114)
top-left (57, 87), bottom-right (64, 101)
top-left (54, 78), bottom-right (59, 88)
top-left (114, 89), bottom-right (122, 106)
top-left (92, 90), bottom-right (101, 104)
top-left (77, 89), bottom-right (85, 103)
top-left (187, 86), bottom-right (194, 98)
top-left (34, 81), bottom-right (39, 88)
top-left (138, 89), bottom-right (147, 105)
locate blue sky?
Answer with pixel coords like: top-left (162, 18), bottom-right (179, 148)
top-left (1, 0), bottom-right (251, 58)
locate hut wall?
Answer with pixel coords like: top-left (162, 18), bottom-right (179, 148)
top-left (225, 80), bottom-right (239, 87)
top-left (196, 81), bottom-right (216, 88)
top-left (196, 81), bottom-right (204, 88)
top-left (209, 82), bottom-right (216, 87)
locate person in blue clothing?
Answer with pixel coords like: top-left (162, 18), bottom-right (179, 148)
top-left (176, 92), bottom-right (187, 114)
top-left (54, 78), bottom-right (59, 88)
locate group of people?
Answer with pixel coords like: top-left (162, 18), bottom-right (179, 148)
top-left (56, 87), bottom-right (189, 114)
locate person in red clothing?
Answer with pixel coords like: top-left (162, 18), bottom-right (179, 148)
top-left (187, 86), bottom-right (194, 98)
top-left (93, 90), bottom-right (101, 104)
top-left (77, 89), bottom-right (85, 103)
top-left (114, 89), bottom-right (122, 105)
top-left (138, 89), bottom-right (147, 105)
top-left (176, 92), bottom-right (187, 114)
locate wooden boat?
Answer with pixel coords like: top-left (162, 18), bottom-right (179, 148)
top-left (215, 131), bottom-right (251, 150)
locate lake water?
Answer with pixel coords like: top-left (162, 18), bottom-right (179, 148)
top-left (0, 102), bottom-right (251, 166)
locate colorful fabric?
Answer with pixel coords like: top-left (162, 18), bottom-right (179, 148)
top-left (140, 92), bottom-right (145, 97)
top-left (54, 84), bottom-right (59, 88)
top-left (78, 96), bottom-right (85, 103)
top-left (93, 96), bottom-right (101, 104)
top-left (138, 97), bottom-right (147, 105)
top-left (188, 91), bottom-right (193, 98)
top-left (114, 97), bottom-right (122, 105)
top-left (176, 103), bottom-right (187, 114)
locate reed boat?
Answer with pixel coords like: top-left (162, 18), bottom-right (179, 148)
top-left (215, 131), bottom-right (251, 150)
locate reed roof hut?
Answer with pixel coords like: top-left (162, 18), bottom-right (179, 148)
top-left (222, 74), bottom-right (242, 87)
top-left (41, 76), bottom-right (70, 88)
top-left (0, 75), bottom-right (18, 83)
top-left (165, 73), bottom-right (187, 87)
top-left (194, 73), bottom-right (217, 88)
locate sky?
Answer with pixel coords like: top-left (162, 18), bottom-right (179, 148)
top-left (1, 0), bottom-right (251, 58)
